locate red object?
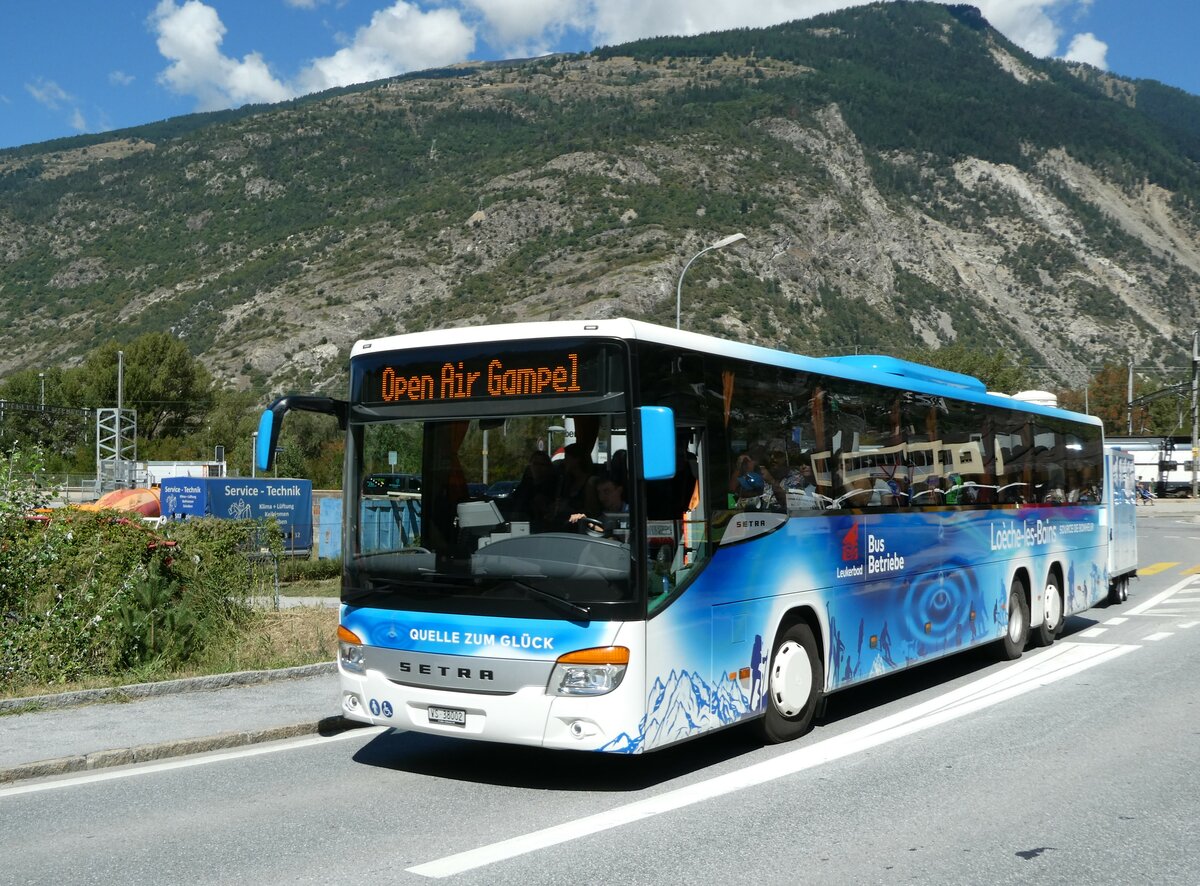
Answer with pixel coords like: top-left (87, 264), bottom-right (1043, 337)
top-left (86, 488), bottom-right (161, 518)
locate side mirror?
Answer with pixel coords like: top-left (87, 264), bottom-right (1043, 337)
top-left (256, 395), bottom-right (348, 473)
top-left (640, 406), bottom-right (676, 481)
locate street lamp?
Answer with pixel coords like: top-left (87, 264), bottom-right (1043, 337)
top-left (251, 431), bottom-right (258, 478)
top-left (38, 372), bottom-right (45, 409)
top-left (676, 232), bottom-right (748, 328)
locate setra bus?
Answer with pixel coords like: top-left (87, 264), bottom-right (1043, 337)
top-left (256, 319), bottom-right (1111, 753)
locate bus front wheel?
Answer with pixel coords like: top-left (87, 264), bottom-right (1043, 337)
top-left (760, 623), bottom-right (822, 743)
top-left (1000, 579), bottom-right (1030, 660)
top-left (1032, 574), bottom-right (1064, 647)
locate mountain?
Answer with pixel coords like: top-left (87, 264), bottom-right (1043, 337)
top-left (2, 1), bottom-right (1198, 396)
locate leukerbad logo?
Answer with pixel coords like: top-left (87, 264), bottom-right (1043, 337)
top-left (841, 521), bottom-right (860, 562)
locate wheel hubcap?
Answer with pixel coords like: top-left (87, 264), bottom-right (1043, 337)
top-left (1044, 583), bottom-right (1062, 630)
top-left (770, 640), bottom-right (813, 718)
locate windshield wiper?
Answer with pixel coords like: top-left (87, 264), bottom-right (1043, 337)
top-left (344, 574), bottom-right (470, 602)
top-left (501, 577), bottom-right (591, 619)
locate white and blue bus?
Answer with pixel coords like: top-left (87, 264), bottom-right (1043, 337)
top-left (257, 319), bottom-right (1112, 752)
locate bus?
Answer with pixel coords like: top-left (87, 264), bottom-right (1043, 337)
top-left (256, 319), bottom-right (1112, 753)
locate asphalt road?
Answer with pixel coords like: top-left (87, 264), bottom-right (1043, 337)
top-left (2, 513), bottom-right (1198, 885)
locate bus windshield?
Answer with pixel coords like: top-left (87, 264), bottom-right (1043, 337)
top-left (346, 338), bottom-right (634, 619)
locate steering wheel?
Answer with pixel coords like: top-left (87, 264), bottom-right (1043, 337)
top-left (579, 517), bottom-right (606, 537)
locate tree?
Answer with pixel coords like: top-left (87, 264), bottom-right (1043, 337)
top-left (0, 368), bottom-right (90, 467)
top-left (1058, 363), bottom-right (1186, 435)
top-left (903, 343), bottom-right (1030, 394)
top-left (78, 333), bottom-right (215, 441)
top-left (196, 389), bottom-right (260, 474)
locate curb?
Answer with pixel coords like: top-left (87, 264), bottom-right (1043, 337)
top-left (0, 661), bottom-right (337, 715)
top-left (0, 715), bottom-right (368, 785)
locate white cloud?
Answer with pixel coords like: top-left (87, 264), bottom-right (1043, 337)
top-left (25, 78), bottom-right (73, 110)
top-left (150, 1), bottom-right (475, 107)
top-left (150, 0), bottom-right (292, 110)
top-left (584, 0), bottom-right (847, 47)
top-left (69, 108), bottom-right (87, 132)
top-left (297, 2), bottom-right (476, 93)
top-left (1062, 31), bottom-right (1108, 69)
top-left (972, 0), bottom-right (1069, 57)
top-left (461, 0), bottom-right (589, 54)
top-left (144, 0), bottom-right (1115, 115)
top-left (109, 70), bottom-right (135, 87)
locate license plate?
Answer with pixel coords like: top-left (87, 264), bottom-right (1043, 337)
top-left (427, 705), bottom-right (467, 727)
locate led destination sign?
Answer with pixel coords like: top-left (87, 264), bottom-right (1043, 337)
top-left (360, 345), bottom-right (609, 406)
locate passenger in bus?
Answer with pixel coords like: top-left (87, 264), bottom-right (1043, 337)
top-left (768, 450), bottom-right (823, 511)
top-left (730, 448), bottom-right (780, 511)
top-left (507, 450), bottom-right (557, 526)
top-left (552, 443), bottom-right (601, 528)
top-left (608, 448), bottom-right (628, 489)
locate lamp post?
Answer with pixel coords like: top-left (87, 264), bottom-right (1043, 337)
top-left (675, 232), bottom-right (747, 330)
top-left (1191, 328), bottom-right (1198, 500)
top-left (38, 373), bottom-right (45, 409)
top-left (251, 431), bottom-right (258, 478)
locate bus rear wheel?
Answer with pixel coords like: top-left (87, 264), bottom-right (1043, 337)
top-left (999, 579), bottom-right (1030, 660)
top-left (1032, 574), bottom-right (1064, 647)
top-left (760, 623), bottom-right (822, 743)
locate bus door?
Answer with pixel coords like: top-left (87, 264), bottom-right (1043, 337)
top-left (646, 425), bottom-right (709, 611)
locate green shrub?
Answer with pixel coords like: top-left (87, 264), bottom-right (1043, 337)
top-left (280, 555), bottom-right (341, 583)
top-left (0, 450), bottom-right (285, 688)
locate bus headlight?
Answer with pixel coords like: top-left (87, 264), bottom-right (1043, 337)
top-left (338, 625), bottom-right (366, 674)
top-left (549, 646), bottom-right (629, 696)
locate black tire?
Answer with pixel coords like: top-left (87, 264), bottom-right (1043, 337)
top-left (1107, 580), bottom-right (1121, 605)
top-left (759, 622), bottom-right (823, 743)
top-left (1032, 573), bottom-right (1064, 647)
top-left (999, 579), bottom-right (1030, 660)
top-left (1111, 577), bottom-right (1129, 604)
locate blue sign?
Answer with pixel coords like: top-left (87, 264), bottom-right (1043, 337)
top-left (160, 477), bottom-right (208, 519)
top-left (208, 479), bottom-right (313, 551)
top-left (159, 477), bottom-right (313, 552)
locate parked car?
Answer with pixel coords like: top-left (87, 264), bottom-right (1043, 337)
top-left (485, 479), bottom-right (519, 500)
top-left (362, 473), bottom-right (421, 495)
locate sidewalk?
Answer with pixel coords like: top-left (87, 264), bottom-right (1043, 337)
top-left (0, 663), bottom-right (356, 784)
top-left (1136, 497), bottom-right (1199, 519)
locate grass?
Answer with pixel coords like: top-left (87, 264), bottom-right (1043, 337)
top-left (279, 577), bottom-right (341, 597)
top-left (0, 606), bottom-right (339, 701)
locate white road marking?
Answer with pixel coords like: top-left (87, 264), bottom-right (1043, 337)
top-left (1143, 632), bottom-right (1173, 642)
top-left (0, 726), bottom-right (387, 799)
top-left (1104, 617), bottom-right (1128, 625)
top-left (1078, 627), bottom-right (1107, 638)
top-left (1126, 575), bottom-right (1200, 616)
top-left (1179, 621), bottom-right (1199, 629)
top-left (407, 641), bottom-right (1137, 879)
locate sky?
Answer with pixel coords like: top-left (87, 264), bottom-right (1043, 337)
top-left (2, 1), bottom-right (1198, 151)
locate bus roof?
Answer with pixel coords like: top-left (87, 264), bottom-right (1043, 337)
top-left (352, 318), bottom-right (1101, 428)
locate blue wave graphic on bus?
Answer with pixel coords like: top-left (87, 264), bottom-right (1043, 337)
top-left (826, 557), bottom-right (993, 686)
